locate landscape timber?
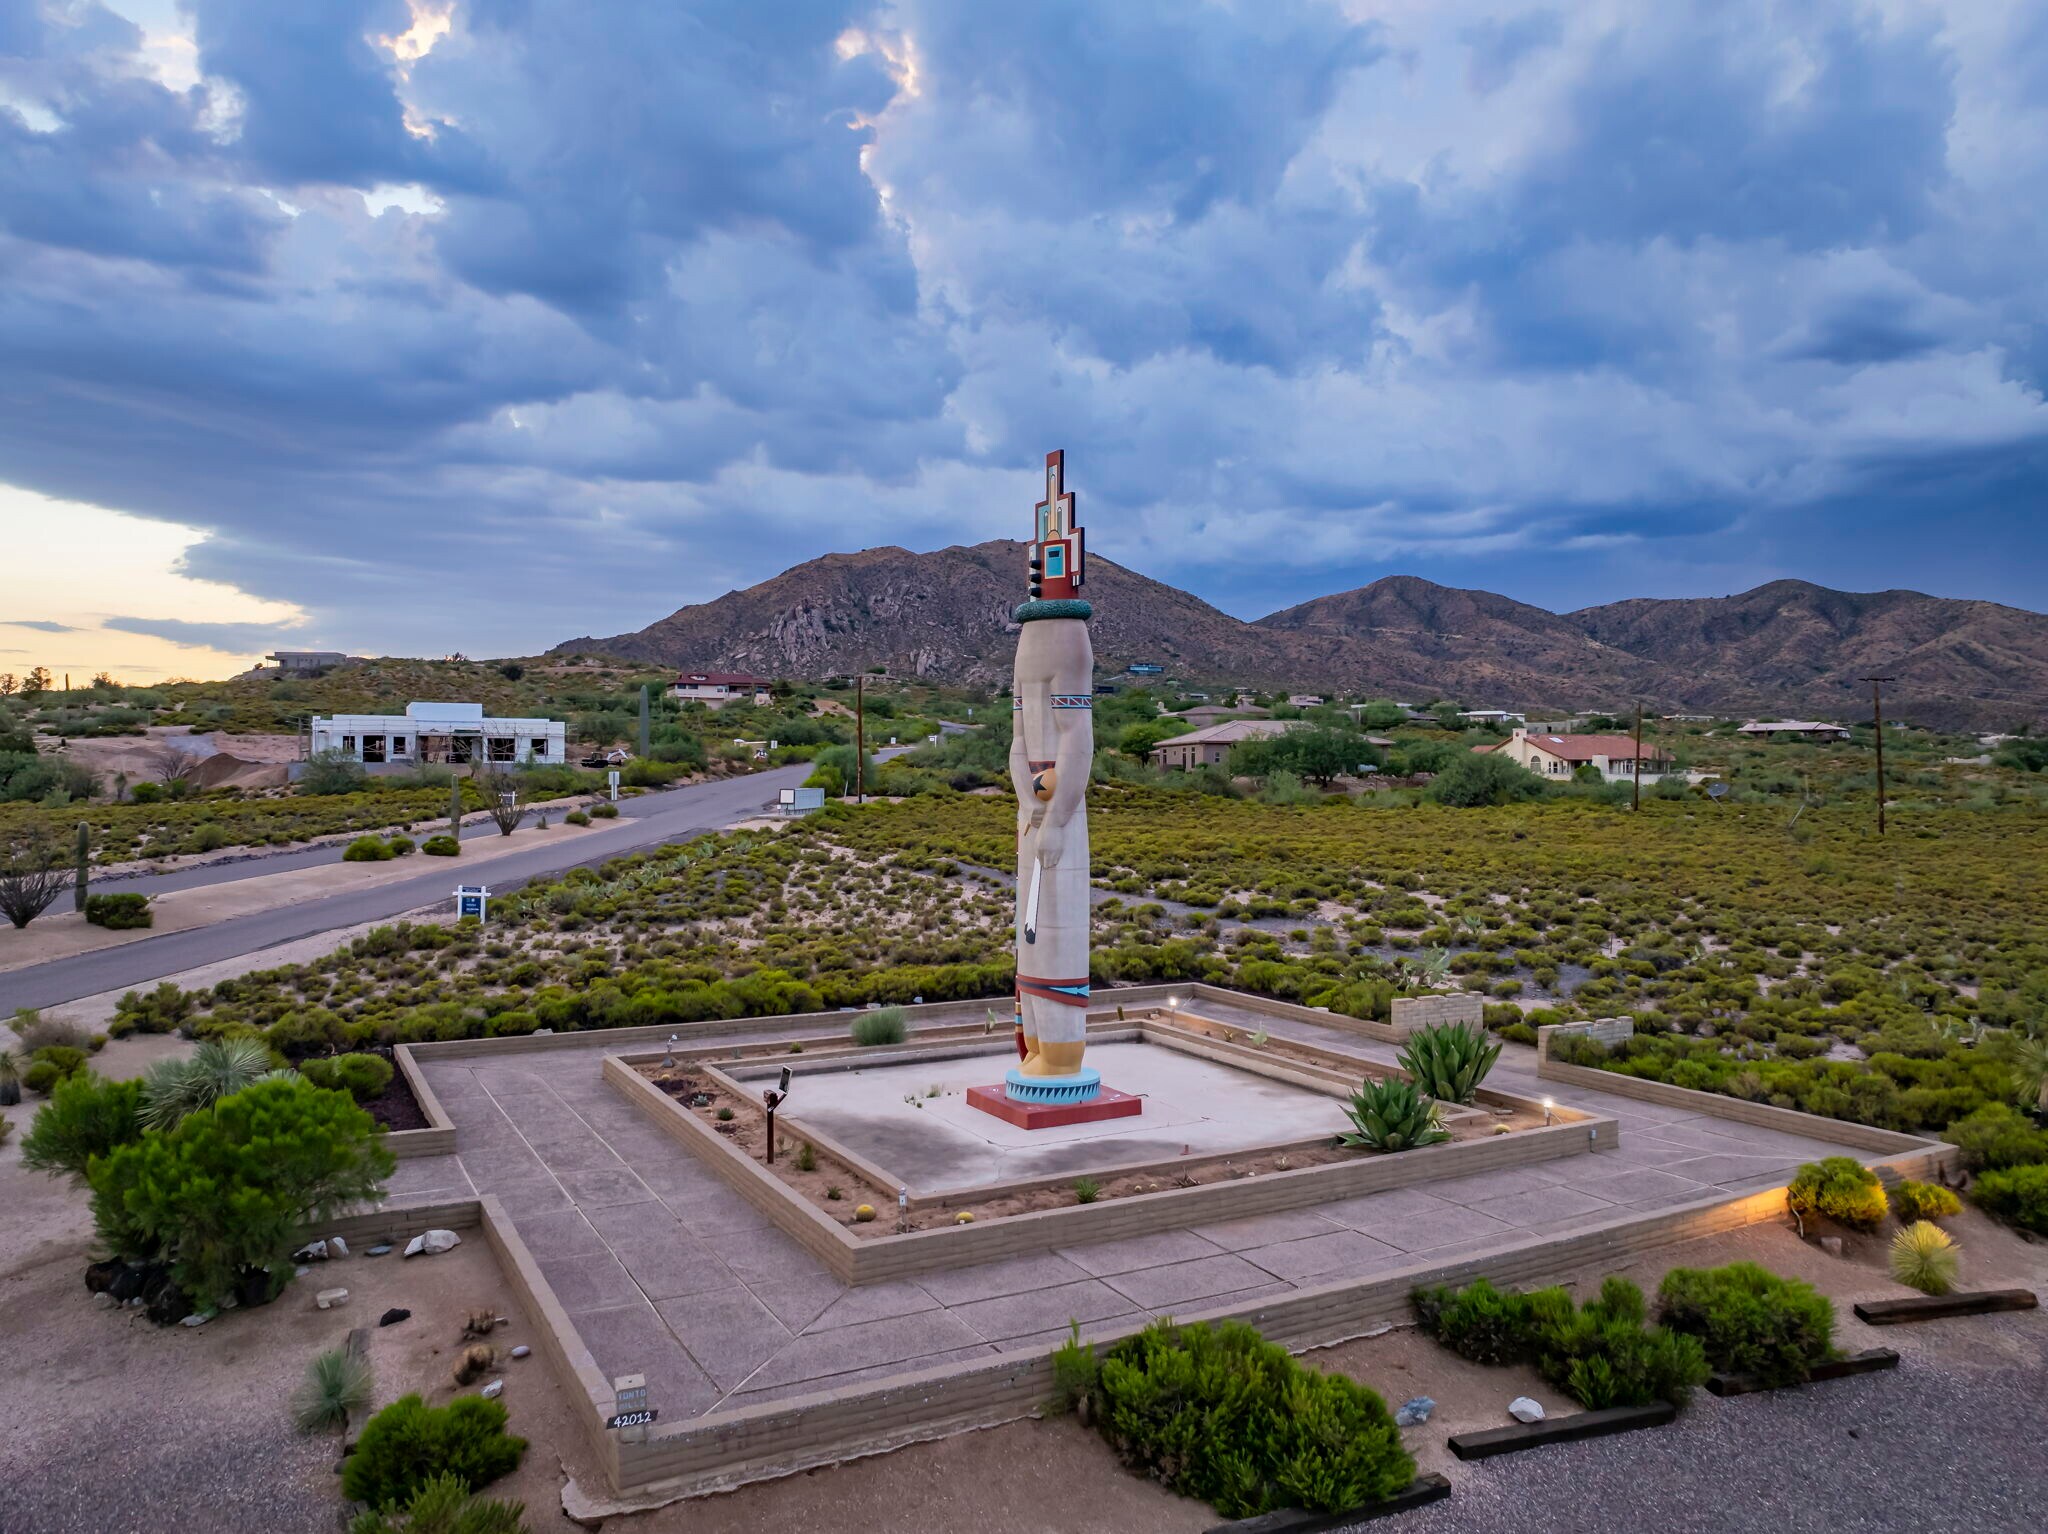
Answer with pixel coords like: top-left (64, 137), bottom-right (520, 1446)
top-left (1007, 449), bottom-right (1100, 1102)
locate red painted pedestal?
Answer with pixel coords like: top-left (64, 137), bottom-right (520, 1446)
top-left (966, 1083), bottom-right (1143, 1130)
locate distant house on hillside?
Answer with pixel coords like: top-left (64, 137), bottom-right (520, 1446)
top-left (310, 701), bottom-right (565, 767)
top-left (1475, 727), bottom-right (1672, 782)
top-left (1151, 719), bottom-right (1294, 771)
top-left (670, 672), bottom-right (773, 708)
top-left (1171, 703), bottom-right (1271, 728)
top-left (1457, 708), bottom-right (1525, 725)
top-left (268, 650), bottom-right (352, 677)
top-left (1736, 720), bottom-right (1850, 741)
top-left (1287, 694), bottom-right (1325, 708)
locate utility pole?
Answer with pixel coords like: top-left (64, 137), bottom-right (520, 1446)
top-left (1632, 703), bottom-right (1644, 812)
top-left (855, 674), bottom-right (866, 805)
top-left (1861, 676), bottom-right (1896, 836)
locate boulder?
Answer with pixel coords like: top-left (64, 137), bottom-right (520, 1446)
top-left (379, 1307), bottom-right (413, 1327)
top-left (480, 1380), bottom-right (504, 1400)
top-left (1508, 1397), bottom-right (1545, 1424)
top-left (107, 1264), bottom-right (148, 1302)
top-left (293, 1240), bottom-right (330, 1263)
top-left (365, 1245), bottom-right (393, 1257)
top-left (316, 1288), bottom-right (350, 1311)
top-left (403, 1229), bottom-right (462, 1258)
top-left (91, 1291), bottom-right (115, 1310)
top-left (327, 1236), bottom-right (350, 1259)
top-left (510, 1345), bottom-right (531, 1360)
top-left (179, 1309), bottom-right (215, 1328)
top-left (85, 1259), bottom-right (123, 1295)
top-left (145, 1281), bottom-right (193, 1327)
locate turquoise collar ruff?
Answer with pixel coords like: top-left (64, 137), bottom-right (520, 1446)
top-left (1012, 598), bottom-right (1093, 623)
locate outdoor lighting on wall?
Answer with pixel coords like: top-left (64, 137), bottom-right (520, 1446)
top-left (664, 1034), bottom-right (678, 1068)
top-left (762, 1065), bottom-right (794, 1166)
top-left (1542, 1096), bottom-right (1555, 1126)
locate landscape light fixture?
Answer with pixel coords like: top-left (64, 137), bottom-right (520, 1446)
top-left (664, 1034), bottom-right (678, 1068)
top-left (1542, 1096), bottom-right (1555, 1126)
top-left (762, 1070), bottom-right (792, 1165)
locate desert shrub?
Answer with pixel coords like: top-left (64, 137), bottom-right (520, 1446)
top-left (388, 834), bottom-right (416, 856)
top-left (1654, 1262), bottom-right (1837, 1386)
top-left (341, 1393), bottom-right (528, 1511)
top-left (294, 1346), bottom-right (374, 1433)
top-left (1970, 1164), bottom-right (2048, 1235)
top-left (1417, 1276), bottom-right (1706, 1409)
top-left (83, 892), bottom-right (153, 929)
top-left (24, 1044), bottom-right (88, 1094)
top-left (11, 1011), bottom-right (90, 1054)
top-left (1786, 1157), bottom-right (1889, 1231)
top-left (139, 1037), bottom-right (281, 1130)
top-left (1942, 1103), bottom-right (2048, 1172)
top-left (127, 781), bottom-right (165, 803)
top-left (301, 750), bottom-right (369, 796)
top-left (1426, 751), bottom-right (1546, 807)
top-left (589, 801), bottom-right (619, 818)
top-left (110, 982), bottom-right (194, 1036)
top-left (301, 1052), bottom-right (395, 1100)
top-left (1338, 1076), bottom-right (1448, 1151)
top-left (1411, 1278), bottom-right (1532, 1366)
top-left (344, 835), bottom-right (396, 862)
top-left (88, 1076), bottom-right (393, 1308)
top-left (564, 810), bottom-right (591, 826)
top-left (421, 834), bottom-right (461, 856)
top-left (20, 1071), bottom-right (143, 1182)
top-left (265, 1007), bottom-right (348, 1058)
top-left (1890, 1179), bottom-right (1961, 1224)
top-left (21, 1059), bottom-right (61, 1094)
top-left (1396, 1020), bottom-right (1502, 1104)
top-left (347, 1473), bottom-right (529, 1534)
top-left (1889, 1221), bottom-right (1960, 1294)
top-left (850, 1006), bottom-right (907, 1046)
top-left (1074, 1318), bottom-right (1413, 1519)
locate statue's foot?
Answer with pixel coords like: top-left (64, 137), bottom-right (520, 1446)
top-left (1019, 1042), bottom-right (1086, 1077)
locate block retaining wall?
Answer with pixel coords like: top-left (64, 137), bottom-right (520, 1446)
top-left (386, 1044), bottom-right (457, 1159)
top-left (603, 1053), bottom-right (1615, 1286)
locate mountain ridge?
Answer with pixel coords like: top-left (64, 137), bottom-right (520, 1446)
top-left (556, 547), bottom-right (2048, 730)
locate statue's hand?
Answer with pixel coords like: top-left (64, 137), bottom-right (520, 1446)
top-left (1037, 820), bottom-right (1067, 868)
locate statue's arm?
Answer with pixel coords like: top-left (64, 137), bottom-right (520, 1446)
top-left (1008, 704), bottom-right (1035, 828)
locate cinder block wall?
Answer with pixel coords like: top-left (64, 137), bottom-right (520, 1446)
top-left (1389, 993), bottom-right (1485, 1032)
top-left (1539, 1015), bottom-right (1636, 1052)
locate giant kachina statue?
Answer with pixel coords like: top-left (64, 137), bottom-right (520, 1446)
top-left (1006, 450), bottom-right (1101, 1104)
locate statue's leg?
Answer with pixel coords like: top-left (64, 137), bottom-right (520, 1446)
top-left (1017, 847), bottom-right (1089, 1076)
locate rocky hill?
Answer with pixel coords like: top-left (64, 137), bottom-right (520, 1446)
top-left (556, 550), bottom-right (2048, 730)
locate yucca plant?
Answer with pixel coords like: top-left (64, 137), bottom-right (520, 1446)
top-left (1396, 1021), bottom-right (1502, 1105)
top-left (1339, 1077), bottom-right (1450, 1152)
top-left (1889, 1221), bottom-right (1959, 1296)
top-left (139, 1036), bottom-right (286, 1130)
top-left (293, 1346), bottom-right (374, 1434)
top-left (0, 1049), bottom-right (19, 1108)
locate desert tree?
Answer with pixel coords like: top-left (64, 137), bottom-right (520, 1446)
top-left (23, 666), bottom-right (52, 698)
top-left (137, 737), bottom-right (203, 786)
top-left (472, 765), bottom-right (527, 835)
top-left (0, 673), bottom-right (17, 697)
top-left (0, 830), bottom-right (69, 929)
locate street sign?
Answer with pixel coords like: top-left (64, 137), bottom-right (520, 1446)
top-left (607, 769), bottom-right (620, 802)
top-left (454, 884), bottom-right (491, 920)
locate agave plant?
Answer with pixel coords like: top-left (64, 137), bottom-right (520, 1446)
top-left (1338, 1077), bottom-right (1450, 1152)
top-left (1397, 1021), bottom-right (1503, 1106)
top-left (139, 1036), bottom-right (286, 1130)
top-left (1889, 1221), bottom-right (1960, 1296)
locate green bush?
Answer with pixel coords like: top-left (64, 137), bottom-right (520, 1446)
top-left (421, 835), bottom-right (461, 857)
top-left (1396, 1020), bottom-right (1502, 1105)
top-left (20, 1071), bottom-right (143, 1183)
top-left (850, 1006), bottom-right (907, 1046)
top-left (88, 1076), bottom-right (393, 1308)
top-left (1071, 1319), bottom-right (1413, 1519)
top-left (388, 835), bottom-right (416, 856)
top-left (83, 892), bottom-right (153, 929)
top-left (1942, 1104), bottom-right (2048, 1172)
top-left (1787, 1157), bottom-right (1889, 1231)
top-left (21, 1059), bottom-right (61, 1094)
top-left (110, 981), bottom-right (194, 1036)
top-left (127, 780), bottom-right (165, 804)
top-left (1971, 1164), bottom-right (2048, 1234)
top-left (1426, 751), bottom-right (1547, 807)
top-left (1416, 1276), bottom-right (1707, 1409)
top-left (301, 1052), bottom-right (395, 1100)
top-left (347, 1473), bottom-right (529, 1534)
top-left (139, 1037), bottom-right (280, 1131)
top-left (589, 801), bottom-right (619, 819)
top-left (1890, 1179), bottom-right (1962, 1224)
top-left (1654, 1262), bottom-right (1837, 1386)
top-left (301, 750), bottom-right (369, 796)
top-left (344, 835), bottom-right (396, 862)
top-left (1337, 1077), bottom-right (1449, 1152)
top-left (24, 1044), bottom-right (88, 1094)
top-left (341, 1393), bottom-right (528, 1511)
top-left (564, 810), bottom-right (591, 826)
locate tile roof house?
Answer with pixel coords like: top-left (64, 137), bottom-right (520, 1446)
top-left (1150, 718), bottom-right (1294, 770)
top-left (1736, 720), bottom-right (1851, 740)
top-left (670, 672), bottom-right (774, 707)
top-left (1474, 727), bottom-right (1674, 782)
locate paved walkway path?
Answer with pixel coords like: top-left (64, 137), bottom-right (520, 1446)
top-left (392, 1006), bottom-right (1857, 1427)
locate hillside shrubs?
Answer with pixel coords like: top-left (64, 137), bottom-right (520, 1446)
top-left (1055, 1318), bottom-right (1413, 1519)
top-left (341, 1394), bottom-right (527, 1511)
top-left (346, 1475), bottom-right (529, 1534)
top-left (83, 892), bottom-right (152, 929)
top-left (421, 834), bottom-right (461, 856)
top-left (344, 835), bottom-right (397, 862)
top-left (850, 1006), bottom-right (907, 1046)
top-left (1786, 1157), bottom-right (1889, 1231)
top-left (1889, 1179), bottom-right (1961, 1224)
top-left (1653, 1263), bottom-right (1837, 1387)
top-left (300, 1052), bottom-right (396, 1100)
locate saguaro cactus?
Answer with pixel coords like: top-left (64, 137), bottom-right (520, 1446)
top-left (638, 684), bottom-right (651, 757)
top-left (448, 771), bottom-right (463, 839)
top-left (73, 821), bottom-right (89, 912)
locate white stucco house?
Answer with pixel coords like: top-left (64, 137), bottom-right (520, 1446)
top-left (670, 671), bottom-right (773, 708)
top-left (309, 701), bottom-right (566, 766)
top-left (1473, 727), bottom-right (1673, 782)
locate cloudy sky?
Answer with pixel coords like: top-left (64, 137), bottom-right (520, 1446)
top-left (2, 0), bottom-right (2044, 681)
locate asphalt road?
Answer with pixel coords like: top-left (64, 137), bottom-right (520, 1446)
top-left (0, 764), bottom-right (810, 1012)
